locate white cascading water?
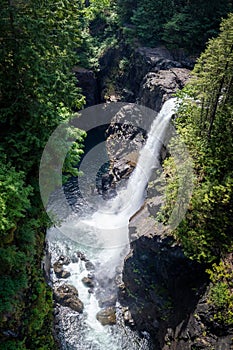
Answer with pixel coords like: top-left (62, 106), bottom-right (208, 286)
top-left (47, 98), bottom-right (177, 349)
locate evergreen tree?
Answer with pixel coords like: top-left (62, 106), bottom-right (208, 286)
top-left (0, 0), bottom-right (86, 173)
top-left (0, 1), bottom-right (87, 348)
top-left (118, 0), bottom-right (232, 51)
top-left (160, 15), bottom-right (233, 325)
top-left (162, 14), bottom-right (233, 263)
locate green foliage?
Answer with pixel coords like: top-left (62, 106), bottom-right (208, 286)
top-left (207, 260), bottom-right (233, 325)
top-left (157, 15), bottom-right (233, 330)
top-left (84, 0), bottom-right (119, 69)
top-left (162, 12), bottom-right (200, 50)
top-left (157, 157), bottom-right (179, 224)
top-left (117, 0), bottom-right (232, 52)
top-left (0, 0), bottom-right (92, 348)
top-left (131, 0), bottom-right (173, 46)
top-left (117, 0), bottom-right (136, 23)
top-left (0, 0), bottom-right (86, 173)
top-left (0, 161), bottom-right (31, 239)
top-left (0, 340), bottom-right (26, 350)
top-left (159, 15), bottom-right (233, 264)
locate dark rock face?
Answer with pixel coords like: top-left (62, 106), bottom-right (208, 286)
top-left (73, 66), bottom-right (99, 107)
top-left (118, 236), bottom-right (233, 349)
top-left (127, 46), bottom-right (191, 105)
top-left (96, 307), bottom-right (116, 326)
top-left (102, 45), bottom-right (190, 186)
top-left (138, 68), bottom-right (190, 112)
top-left (54, 284), bottom-right (84, 313)
top-left (106, 104), bottom-right (154, 185)
top-left (129, 46), bottom-right (182, 95)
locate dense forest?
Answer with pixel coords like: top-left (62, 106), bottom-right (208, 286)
top-left (161, 13), bottom-right (233, 325)
top-left (0, 0), bottom-right (232, 349)
top-left (118, 0), bottom-right (232, 51)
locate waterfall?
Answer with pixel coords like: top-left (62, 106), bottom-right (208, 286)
top-left (47, 98), bottom-right (177, 349)
top-left (81, 98), bottom-right (176, 245)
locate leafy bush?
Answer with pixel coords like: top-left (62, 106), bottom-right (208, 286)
top-left (0, 161), bottom-right (31, 240)
top-left (207, 260), bottom-right (233, 325)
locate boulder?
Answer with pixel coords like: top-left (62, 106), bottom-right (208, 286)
top-left (53, 261), bottom-right (71, 279)
top-left (60, 270), bottom-right (71, 279)
top-left (72, 251), bottom-right (88, 263)
top-left (82, 276), bottom-right (95, 288)
top-left (85, 261), bottom-right (95, 271)
top-left (96, 307), bottom-right (116, 326)
top-left (58, 255), bottom-right (71, 265)
top-left (77, 251), bottom-right (88, 262)
top-left (123, 308), bottom-right (135, 327)
top-left (54, 284), bottom-right (84, 313)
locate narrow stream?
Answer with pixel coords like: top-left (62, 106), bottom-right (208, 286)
top-left (46, 99), bottom-right (177, 349)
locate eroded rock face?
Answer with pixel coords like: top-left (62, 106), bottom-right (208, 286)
top-left (138, 68), bottom-right (190, 112)
top-left (106, 103), bottom-right (154, 186)
top-left (118, 236), bottom-right (233, 349)
top-left (54, 284), bottom-right (84, 313)
top-left (103, 46), bottom-right (190, 186)
top-left (118, 236), bottom-right (208, 348)
top-left (96, 307), bottom-right (116, 326)
top-left (126, 46), bottom-right (192, 102)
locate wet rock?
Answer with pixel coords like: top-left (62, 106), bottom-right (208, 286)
top-left (112, 158), bottom-right (135, 181)
top-left (58, 255), bottom-right (71, 265)
top-left (53, 261), bottom-right (71, 279)
top-left (77, 251), bottom-right (88, 262)
top-left (53, 262), bottom-right (63, 275)
top-left (122, 307), bottom-right (135, 327)
top-left (60, 270), bottom-right (71, 279)
top-left (101, 173), bottom-right (113, 192)
top-left (82, 276), bottom-right (95, 288)
top-left (54, 284), bottom-right (78, 300)
top-left (71, 252), bottom-right (79, 263)
top-left (54, 284), bottom-right (84, 313)
top-left (96, 307), bottom-right (116, 326)
top-left (85, 261), bottom-right (95, 271)
top-left (72, 251), bottom-right (88, 263)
